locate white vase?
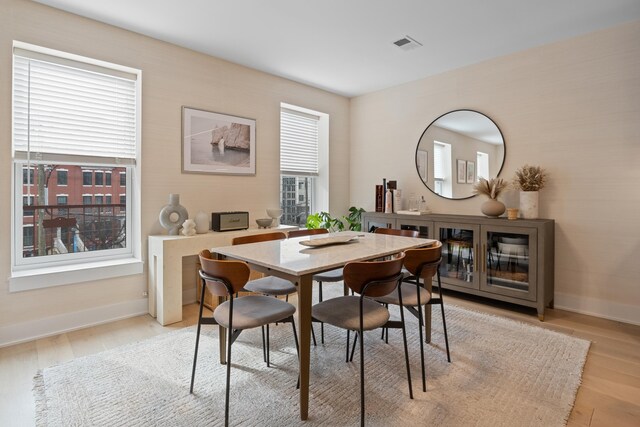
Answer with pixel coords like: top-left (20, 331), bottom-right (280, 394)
top-left (195, 211), bottom-right (209, 234)
top-left (519, 191), bottom-right (539, 219)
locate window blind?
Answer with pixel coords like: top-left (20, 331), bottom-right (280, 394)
top-left (13, 51), bottom-right (137, 165)
top-left (280, 108), bottom-right (319, 176)
top-left (433, 142), bottom-right (445, 179)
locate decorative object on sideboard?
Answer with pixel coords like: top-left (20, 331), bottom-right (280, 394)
top-left (375, 185), bottom-right (384, 212)
top-left (181, 106), bottom-right (256, 175)
top-left (507, 208), bottom-right (519, 220)
top-left (256, 218), bottom-right (273, 228)
top-left (393, 188), bottom-right (402, 213)
top-left (266, 208), bottom-right (283, 227)
top-left (473, 178), bottom-right (507, 218)
top-left (211, 211), bottom-right (249, 232)
top-left (513, 165), bottom-right (547, 219)
top-left (159, 194), bottom-right (189, 235)
top-left (181, 219), bottom-right (196, 236)
top-left (194, 211), bottom-right (209, 233)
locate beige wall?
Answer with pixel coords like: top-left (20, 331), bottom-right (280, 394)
top-left (0, 0), bottom-right (350, 343)
top-left (350, 20), bottom-right (640, 324)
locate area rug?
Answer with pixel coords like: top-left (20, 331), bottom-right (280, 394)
top-left (34, 304), bottom-right (590, 426)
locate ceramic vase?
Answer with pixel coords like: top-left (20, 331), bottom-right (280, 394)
top-left (481, 198), bottom-right (506, 218)
top-left (159, 194), bottom-right (189, 235)
top-left (195, 211), bottom-right (209, 234)
top-left (519, 191), bottom-right (539, 219)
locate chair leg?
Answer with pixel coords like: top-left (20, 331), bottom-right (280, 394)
top-left (311, 323), bottom-right (317, 347)
top-left (416, 306), bottom-right (426, 392)
top-left (398, 305), bottom-right (414, 399)
top-left (224, 325), bottom-right (233, 427)
top-left (349, 330), bottom-right (358, 362)
top-left (261, 326), bottom-right (267, 363)
top-left (319, 282), bottom-right (325, 344)
top-left (345, 330), bottom-right (350, 362)
top-left (189, 285), bottom-right (207, 394)
top-left (266, 324), bottom-right (270, 367)
top-left (359, 330), bottom-right (365, 427)
top-left (438, 273), bottom-right (451, 363)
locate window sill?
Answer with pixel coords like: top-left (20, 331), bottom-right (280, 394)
top-left (9, 258), bottom-right (144, 292)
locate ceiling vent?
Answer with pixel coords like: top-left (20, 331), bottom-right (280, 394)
top-left (393, 35), bottom-right (423, 51)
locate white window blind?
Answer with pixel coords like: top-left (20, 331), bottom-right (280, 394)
top-left (433, 142), bottom-right (445, 180)
top-left (13, 49), bottom-right (137, 165)
top-left (280, 108), bottom-right (319, 176)
top-left (477, 151), bottom-right (489, 180)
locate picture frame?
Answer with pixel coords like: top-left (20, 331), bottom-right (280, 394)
top-left (182, 106), bottom-right (256, 175)
top-left (466, 161), bottom-right (476, 183)
top-left (416, 149), bottom-right (428, 182)
top-left (457, 159), bottom-right (466, 184)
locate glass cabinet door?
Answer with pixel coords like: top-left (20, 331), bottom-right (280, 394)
top-left (397, 218), bottom-right (434, 239)
top-left (481, 226), bottom-right (537, 301)
top-left (435, 222), bottom-right (479, 289)
top-left (363, 215), bottom-right (395, 233)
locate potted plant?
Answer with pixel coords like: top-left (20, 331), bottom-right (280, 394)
top-left (305, 206), bottom-right (365, 232)
top-left (513, 165), bottom-right (547, 219)
top-left (473, 178), bottom-right (507, 217)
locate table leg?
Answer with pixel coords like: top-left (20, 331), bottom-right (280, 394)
top-left (424, 276), bottom-right (432, 343)
top-left (297, 274), bottom-right (312, 420)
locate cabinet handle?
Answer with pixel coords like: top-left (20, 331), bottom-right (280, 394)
top-left (475, 243), bottom-right (479, 272)
top-left (482, 243), bottom-right (487, 273)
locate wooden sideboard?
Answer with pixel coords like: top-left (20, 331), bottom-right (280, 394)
top-left (148, 225), bottom-right (296, 325)
top-left (362, 212), bottom-right (555, 320)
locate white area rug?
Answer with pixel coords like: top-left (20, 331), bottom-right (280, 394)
top-left (34, 304), bottom-right (589, 426)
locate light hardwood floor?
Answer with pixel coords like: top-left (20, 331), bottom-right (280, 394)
top-left (1, 292), bottom-right (638, 426)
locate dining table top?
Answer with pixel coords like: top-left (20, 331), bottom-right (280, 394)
top-left (213, 230), bottom-right (436, 276)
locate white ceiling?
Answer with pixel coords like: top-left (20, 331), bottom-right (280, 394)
top-left (33, 0), bottom-right (640, 97)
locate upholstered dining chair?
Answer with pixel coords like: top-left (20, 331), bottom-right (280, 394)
top-left (376, 241), bottom-right (451, 392)
top-left (288, 228), bottom-right (344, 344)
top-left (232, 231), bottom-right (305, 365)
top-left (190, 250), bottom-right (299, 427)
top-left (312, 254), bottom-right (413, 427)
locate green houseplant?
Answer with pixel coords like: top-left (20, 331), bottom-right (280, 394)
top-left (305, 206), bottom-right (365, 232)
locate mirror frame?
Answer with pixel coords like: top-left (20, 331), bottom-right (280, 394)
top-left (415, 109), bottom-right (506, 200)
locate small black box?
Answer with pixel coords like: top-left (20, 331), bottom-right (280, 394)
top-left (211, 211), bottom-right (249, 232)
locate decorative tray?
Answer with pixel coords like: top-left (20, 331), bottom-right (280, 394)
top-left (298, 235), bottom-right (360, 247)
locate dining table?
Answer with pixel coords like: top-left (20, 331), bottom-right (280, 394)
top-left (212, 230), bottom-right (437, 420)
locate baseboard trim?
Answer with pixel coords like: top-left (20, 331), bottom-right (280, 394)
top-left (554, 292), bottom-right (640, 326)
top-left (0, 298), bottom-right (149, 348)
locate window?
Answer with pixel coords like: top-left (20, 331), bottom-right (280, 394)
top-left (83, 171), bottom-right (93, 186)
top-left (23, 226), bottom-right (34, 248)
top-left (279, 103), bottom-right (329, 226)
top-left (11, 42), bottom-right (142, 290)
top-left (120, 194), bottom-right (126, 205)
top-left (23, 167), bottom-right (34, 185)
top-left (433, 141), bottom-right (452, 198)
top-left (95, 195), bottom-right (104, 205)
top-left (105, 172), bottom-right (112, 186)
top-left (477, 152), bottom-right (490, 180)
top-left (106, 195), bottom-right (112, 205)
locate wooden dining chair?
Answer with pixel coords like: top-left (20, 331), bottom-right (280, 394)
top-left (373, 227), bottom-right (420, 238)
top-left (288, 228), bottom-right (344, 344)
top-left (190, 250), bottom-right (299, 427)
top-left (232, 231), bottom-right (314, 364)
top-left (312, 254), bottom-right (412, 427)
top-left (376, 241), bottom-right (451, 392)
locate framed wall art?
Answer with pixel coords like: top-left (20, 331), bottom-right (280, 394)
top-left (457, 159), bottom-right (466, 184)
top-left (182, 107), bottom-right (256, 175)
top-left (466, 161), bottom-right (476, 183)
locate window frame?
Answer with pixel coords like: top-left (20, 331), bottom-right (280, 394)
top-left (10, 41), bottom-right (143, 291)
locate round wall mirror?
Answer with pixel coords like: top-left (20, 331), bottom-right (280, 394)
top-left (415, 109), bottom-right (505, 200)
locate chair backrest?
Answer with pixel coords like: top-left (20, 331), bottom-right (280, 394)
top-left (374, 227), bottom-right (419, 238)
top-left (403, 241), bottom-right (443, 280)
top-left (343, 253), bottom-right (405, 298)
top-left (287, 228), bottom-right (329, 238)
top-left (232, 231), bottom-right (287, 246)
top-left (199, 249), bottom-right (250, 295)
